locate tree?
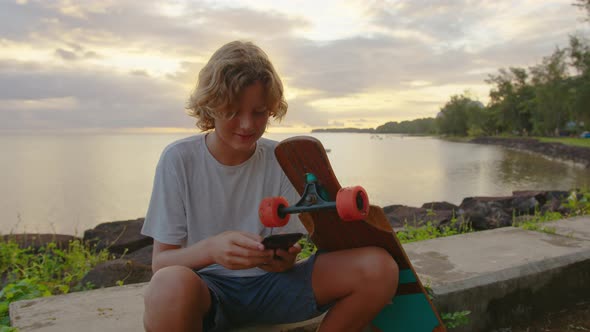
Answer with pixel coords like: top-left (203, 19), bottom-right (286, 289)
top-left (568, 35), bottom-right (590, 130)
top-left (574, 0), bottom-right (590, 21)
top-left (529, 47), bottom-right (572, 135)
top-left (376, 118), bottom-right (436, 134)
top-left (436, 94), bottom-right (485, 136)
top-left (485, 67), bottom-right (535, 134)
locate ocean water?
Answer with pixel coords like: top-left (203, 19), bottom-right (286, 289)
top-left (1, 132), bottom-right (588, 235)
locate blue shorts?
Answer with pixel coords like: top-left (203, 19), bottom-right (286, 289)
top-left (195, 253), bottom-right (330, 331)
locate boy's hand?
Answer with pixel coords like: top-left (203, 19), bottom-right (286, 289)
top-left (207, 231), bottom-right (274, 270)
top-left (258, 243), bottom-right (302, 273)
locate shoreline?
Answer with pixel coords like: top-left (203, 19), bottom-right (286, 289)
top-left (313, 132), bottom-right (590, 168)
top-left (469, 136), bottom-right (590, 168)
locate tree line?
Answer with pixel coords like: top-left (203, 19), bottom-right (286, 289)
top-left (377, 1), bottom-right (590, 137)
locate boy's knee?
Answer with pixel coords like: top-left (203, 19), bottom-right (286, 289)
top-left (144, 266), bottom-right (209, 331)
top-left (358, 247), bottom-right (399, 284)
top-left (145, 265), bottom-right (207, 307)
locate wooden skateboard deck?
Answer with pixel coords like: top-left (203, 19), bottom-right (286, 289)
top-left (274, 136), bottom-right (446, 331)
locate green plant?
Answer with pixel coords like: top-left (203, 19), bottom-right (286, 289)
top-left (1, 240), bottom-right (111, 295)
top-left (397, 214), bottom-right (472, 244)
top-left (297, 236), bottom-right (316, 261)
top-left (536, 137), bottom-right (590, 148)
top-left (442, 310), bottom-right (471, 328)
top-left (0, 239), bottom-right (111, 329)
top-left (513, 208), bottom-right (563, 234)
top-left (562, 190), bottom-right (590, 216)
top-left (519, 223), bottom-right (557, 234)
top-left (423, 279), bottom-right (470, 328)
top-left (0, 278), bottom-right (51, 328)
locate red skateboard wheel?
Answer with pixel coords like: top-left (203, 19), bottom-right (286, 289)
top-left (259, 196), bottom-right (290, 227)
top-left (336, 186), bottom-right (369, 221)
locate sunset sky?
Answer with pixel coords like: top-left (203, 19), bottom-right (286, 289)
top-left (1, 0), bottom-right (588, 133)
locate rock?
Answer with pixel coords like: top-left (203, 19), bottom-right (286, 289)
top-left (436, 211), bottom-right (470, 231)
top-left (511, 195), bottom-right (539, 215)
top-left (512, 190), bottom-right (569, 204)
top-left (382, 205), bottom-right (454, 229)
top-left (458, 197), bottom-right (514, 230)
top-left (513, 191), bottom-right (549, 206)
top-left (512, 190), bottom-right (570, 215)
top-left (83, 218), bottom-right (152, 255)
top-left (421, 201), bottom-right (459, 211)
top-left (1, 234), bottom-right (80, 252)
top-left (383, 205), bottom-right (427, 228)
top-left (124, 245), bottom-right (153, 266)
top-left (80, 259), bottom-right (152, 288)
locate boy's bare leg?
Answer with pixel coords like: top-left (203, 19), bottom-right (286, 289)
top-left (312, 246), bottom-right (399, 332)
top-left (143, 266), bottom-right (212, 332)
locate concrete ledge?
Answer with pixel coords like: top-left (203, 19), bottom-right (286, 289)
top-left (544, 216), bottom-right (590, 240)
top-left (8, 282), bottom-right (325, 332)
top-left (10, 217), bottom-right (590, 331)
top-left (10, 282), bottom-right (146, 332)
top-left (413, 225), bottom-right (590, 331)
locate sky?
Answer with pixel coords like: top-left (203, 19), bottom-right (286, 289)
top-left (1, 0), bottom-right (588, 133)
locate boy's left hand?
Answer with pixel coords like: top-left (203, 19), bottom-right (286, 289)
top-left (259, 243), bottom-right (302, 273)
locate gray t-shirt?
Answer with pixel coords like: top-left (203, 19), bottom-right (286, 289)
top-left (141, 134), bottom-right (304, 277)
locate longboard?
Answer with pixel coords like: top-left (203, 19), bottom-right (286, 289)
top-left (272, 136), bottom-right (446, 331)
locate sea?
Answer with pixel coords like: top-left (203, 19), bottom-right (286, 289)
top-left (1, 132), bottom-right (588, 235)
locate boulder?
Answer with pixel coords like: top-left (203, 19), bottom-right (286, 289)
top-left (435, 210), bottom-right (470, 232)
top-left (513, 190), bottom-right (571, 215)
top-left (80, 259), bottom-right (152, 288)
top-left (458, 197), bottom-right (514, 230)
top-left (382, 205), bottom-right (454, 229)
top-left (421, 201), bottom-right (459, 211)
top-left (83, 218), bottom-right (152, 255)
top-left (1, 234), bottom-right (80, 252)
top-left (124, 244), bottom-right (153, 266)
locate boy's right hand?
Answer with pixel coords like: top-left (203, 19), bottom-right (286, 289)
top-left (207, 231), bottom-right (274, 270)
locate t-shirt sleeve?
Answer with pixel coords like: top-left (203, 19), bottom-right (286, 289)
top-left (141, 147), bottom-right (188, 245)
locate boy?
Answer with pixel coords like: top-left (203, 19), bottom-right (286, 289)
top-left (142, 41), bottom-right (399, 332)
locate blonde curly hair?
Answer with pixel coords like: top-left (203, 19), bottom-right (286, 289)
top-left (186, 41), bottom-right (288, 131)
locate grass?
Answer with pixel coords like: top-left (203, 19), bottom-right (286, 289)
top-left (513, 211), bottom-right (563, 234)
top-left (512, 190), bottom-right (590, 234)
top-left (535, 137), bottom-right (590, 148)
top-left (396, 211), bottom-right (473, 243)
top-left (0, 239), bottom-right (111, 330)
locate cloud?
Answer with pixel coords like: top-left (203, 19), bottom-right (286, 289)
top-left (55, 48), bottom-right (78, 61)
top-left (0, 60), bottom-right (188, 130)
top-left (0, 0), bottom-right (588, 131)
top-left (54, 46), bottom-right (101, 61)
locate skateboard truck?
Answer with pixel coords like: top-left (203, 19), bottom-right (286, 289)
top-left (259, 173), bottom-right (370, 228)
top-left (280, 173), bottom-right (336, 215)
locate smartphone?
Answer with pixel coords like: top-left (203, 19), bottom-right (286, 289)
top-left (262, 233), bottom-right (304, 250)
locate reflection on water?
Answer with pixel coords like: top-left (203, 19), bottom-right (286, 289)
top-left (495, 149), bottom-right (584, 188)
top-left (0, 133), bottom-right (588, 235)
